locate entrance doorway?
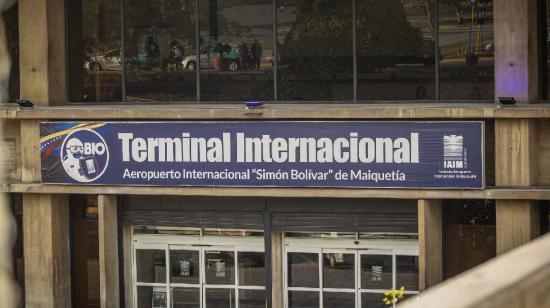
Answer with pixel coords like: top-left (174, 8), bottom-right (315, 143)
top-left (133, 233), bottom-right (265, 308)
top-left (284, 236), bottom-right (419, 308)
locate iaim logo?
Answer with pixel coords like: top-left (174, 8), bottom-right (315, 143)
top-left (60, 128), bottom-right (109, 182)
top-left (443, 135), bottom-right (463, 169)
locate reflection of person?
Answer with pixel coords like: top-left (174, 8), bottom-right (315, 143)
top-left (169, 40), bottom-right (184, 71)
top-left (470, 86), bottom-right (482, 100)
top-left (251, 39), bottom-right (263, 71)
top-left (144, 36), bottom-right (160, 59)
top-left (238, 42), bottom-right (249, 69)
top-left (415, 86), bottom-right (427, 100)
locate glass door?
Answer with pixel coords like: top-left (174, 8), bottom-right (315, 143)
top-left (321, 250), bottom-right (356, 308)
top-left (134, 241), bottom-right (265, 308)
top-left (170, 246), bottom-right (202, 308)
top-left (203, 248), bottom-right (236, 308)
top-left (358, 250), bottom-right (393, 308)
top-left (284, 247), bottom-right (419, 308)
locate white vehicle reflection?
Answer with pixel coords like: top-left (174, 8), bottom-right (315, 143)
top-left (182, 44), bottom-right (240, 72)
top-left (84, 49), bottom-right (122, 71)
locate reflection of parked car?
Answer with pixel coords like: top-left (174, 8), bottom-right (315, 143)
top-left (182, 44), bottom-right (239, 71)
top-left (85, 49), bottom-right (121, 71)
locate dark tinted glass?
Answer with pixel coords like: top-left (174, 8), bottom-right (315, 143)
top-left (323, 253), bottom-right (355, 289)
top-left (136, 249), bottom-right (166, 283)
top-left (323, 292), bottom-right (355, 308)
top-left (172, 288), bottom-right (200, 308)
top-left (277, 0), bottom-right (354, 101)
top-left (288, 291), bottom-right (319, 308)
top-left (137, 286), bottom-right (167, 308)
top-left (125, 0), bottom-right (197, 102)
top-left (70, 0), bottom-right (122, 102)
top-left (396, 255), bottom-right (419, 291)
top-left (199, 0), bottom-right (274, 101)
top-left (5, 4), bottom-right (18, 100)
top-left (238, 252), bottom-right (265, 286)
top-left (288, 252), bottom-right (319, 288)
top-left (239, 289), bottom-right (265, 308)
top-left (547, 0), bottom-right (550, 99)
top-left (361, 292), bottom-right (386, 308)
top-left (438, 0), bottom-right (494, 99)
top-left (205, 288), bottom-right (236, 308)
top-left (356, 0), bottom-right (435, 100)
top-left (444, 199), bottom-right (496, 279)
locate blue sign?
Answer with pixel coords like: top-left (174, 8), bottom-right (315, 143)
top-left (40, 121), bottom-right (484, 188)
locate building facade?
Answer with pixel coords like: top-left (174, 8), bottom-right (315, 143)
top-left (1, 0), bottom-right (550, 307)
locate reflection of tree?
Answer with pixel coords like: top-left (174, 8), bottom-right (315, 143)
top-left (280, 0), bottom-right (430, 63)
top-left (82, 0), bottom-right (121, 51)
top-left (199, 0), bottom-right (253, 44)
top-left (355, 0), bottom-right (428, 57)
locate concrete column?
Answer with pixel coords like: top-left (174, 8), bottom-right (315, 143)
top-left (21, 118), bottom-right (72, 307)
top-left (123, 224), bottom-right (134, 308)
top-left (493, 0), bottom-right (541, 254)
top-left (494, 0), bottom-right (538, 103)
top-left (418, 199), bottom-right (443, 291)
top-left (19, 0), bottom-right (67, 105)
top-left (98, 195), bottom-right (120, 308)
top-left (19, 0), bottom-right (71, 304)
top-left (494, 119), bottom-right (539, 254)
top-left (23, 194), bottom-right (71, 308)
top-left (271, 232), bottom-right (284, 308)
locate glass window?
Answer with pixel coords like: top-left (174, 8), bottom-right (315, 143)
top-left (71, 0), bottom-right (122, 102)
top-left (170, 250), bottom-right (200, 284)
top-left (172, 288), bottom-right (200, 308)
top-left (356, 0), bottom-right (435, 100)
top-left (444, 199), bottom-right (496, 279)
top-left (239, 289), bottom-right (265, 308)
top-left (137, 286), bottom-right (167, 308)
top-left (323, 253), bottom-right (355, 289)
top-left (238, 252), bottom-right (265, 286)
top-left (67, 0), bottom-right (495, 103)
top-left (323, 292), bottom-right (355, 308)
top-left (205, 288), bottom-right (236, 308)
top-left (288, 252), bottom-right (319, 288)
top-left (360, 292), bottom-right (386, 308)
top-left (5, 4), bottom-right (19, 100)
top-left (136, 249), bottom-right (167, 283)
top-left (204, 250), bottom-right (235, 285)
top-left (438, 0), bottom-right (494, 100)
top-left (277, 0), bottom-right (354, 101)
top-left (546, 0), bottom-right (550, 100)
top-left (203, 228), bottom-right (264, 237)
top-left (360, 254), bottom-right (392, 290)
top-left (199, 0), bottom-right (274, 101)
top-left (396, 255), bottom-right (418, 291)
top-left (288, 291), bottom-right (319, 308)
top-left (125, 0), bottom-right (197, 102)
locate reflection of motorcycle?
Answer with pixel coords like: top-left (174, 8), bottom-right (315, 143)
top-left (127, 52), bottom-right (161, 71)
